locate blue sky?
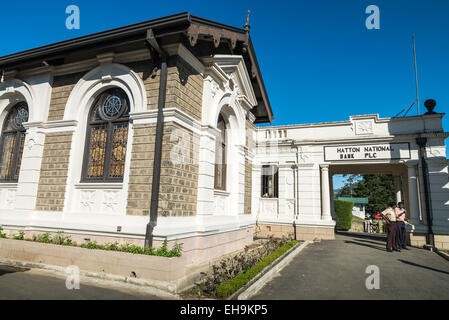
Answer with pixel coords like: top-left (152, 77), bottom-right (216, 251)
top-left (2, 0), bottom-right (448, 169)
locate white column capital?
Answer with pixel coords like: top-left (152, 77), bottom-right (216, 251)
top-left (406, 160), bottom-right (419, 168)
top-left (320, 164), bottom-right (330, 170)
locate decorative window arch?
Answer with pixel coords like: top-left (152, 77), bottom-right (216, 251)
top-left (214, 114), bottom-right (227, 190)
top-left (81, 88), bottom-right (130, 182)
top-left (0, 103), bottom-right (29, 182)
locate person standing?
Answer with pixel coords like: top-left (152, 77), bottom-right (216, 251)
top-left (395, 202), bottom-right (408, 250)
top-left (381, 202), bottom-right (400, 252)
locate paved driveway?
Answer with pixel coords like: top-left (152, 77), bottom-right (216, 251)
top-left (251, 232), bottom-right (449, 300)
top-left (0, 265), bottom-right (168, 300)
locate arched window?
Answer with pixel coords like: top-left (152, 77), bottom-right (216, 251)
top-left (214, 114), bottom-right (226, 190)
top-left (81, 88), bottom-right (130, 182)
top-left (0, 103), bottom-right (29, 182)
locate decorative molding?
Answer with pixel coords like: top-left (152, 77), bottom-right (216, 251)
top-left (0, 183), bottom-right (18, 189)
top-left (246, 111), bottom-right (256, 124)
top-left (130, 107), bottom-right (202, 135)
top-left (355, 120), bottom-right (374, 135)
top-left (214, 189), bottom-right (230, 197)
top-left (102, 191), bottom-right (119, 213)
top-left (212, 55), bottom-right (257, 109)
top-left (5, 189), bottom-right (16, 208)
top-left (79, 191), bottom-right (95, 211)
top-left (96, 52), bottom-right (115, 64)
top-left (15, 49), bottom-right (152, 78)
top-left (163, 43), bottom-right (205, 74)
top-left (75, 183), bottom-right (123, 190)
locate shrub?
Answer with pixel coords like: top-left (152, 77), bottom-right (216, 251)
top-left (193, 237), bottom-right (290, 297)
top-left (79, 238), bottom-right (183, 257)
top-left (334, 199), bottom-right (354, 231)
top-left (104, 241), bottom-right (120, 251)
top-left (52, 231), bottom-right (71, 245)
top-left (0, 226), bottom-right (6, 238)
top-left (81, 240), bottom-right (104, 250)
top-left (7, 229), bottom-right (183, 258)
top-left (216, 241), bottom-right (298, 298)
top-left (13, 231), bottom-right (25, 240)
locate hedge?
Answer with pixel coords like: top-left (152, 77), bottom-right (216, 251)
top-left (216, 240), bottom-right (299, 298)
top-left (334, 199), bottom-right (354, 230)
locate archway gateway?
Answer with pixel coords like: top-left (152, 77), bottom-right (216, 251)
top-left (253, 114), bottom-right (449, 249)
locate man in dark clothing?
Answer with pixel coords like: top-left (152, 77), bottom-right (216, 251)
top-left (395, 202), bottom-right (409, 249)
top-left (381, 202), bottom-right (400, 252)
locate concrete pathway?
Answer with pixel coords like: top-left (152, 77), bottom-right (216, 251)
top-left (251, 232), bottom-right (449, 300)
top-left (0, 264), bottom-right (169, 300)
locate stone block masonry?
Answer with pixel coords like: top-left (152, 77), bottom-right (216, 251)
top-left (125, 60), bottom-right (160, 110)
top-left (126, 123), bottom-right (200, 217)
top-left (126, 56), bottom-right (203, 119)
top-left (166, 57), bottom-right (203, 121)
top-left (159, 124), bottom-right (200, 217)
top-left (47, 72), bottom-right (85, 121)
top-left (244, 160), bottom-right (252, 214)
top-left (126, 124), bottom-right (156, 216)
top-left (35, 133), bottom-right (73, 211)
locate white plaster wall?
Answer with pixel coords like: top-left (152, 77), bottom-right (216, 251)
top-left (253, 113), bottom-right (449, 234)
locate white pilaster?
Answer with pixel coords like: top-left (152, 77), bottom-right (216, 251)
top-left (14, 124), bottom-right (46, 210)
top-left (320, 164), bottom-right (332, 221)
top-left (196, 126), bottom-right (218, 215)
top-left (394, 175), bottom-right (402, 203)
top-left (407, 162), bottom-right (423, 227)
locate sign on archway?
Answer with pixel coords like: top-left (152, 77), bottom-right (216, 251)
top-left (324, 143), bottom-right (411, 161)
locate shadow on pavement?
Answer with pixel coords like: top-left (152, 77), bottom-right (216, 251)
top-left (344, 240), bottom-right (386, 252)
top-left (337, 231), bottom-right (386, 241)
top-left (398, 259), bottom-right (449, 276)
top-left (350, 238), bottom-right (385, 246)
top-left (0, 265), bottom-right (29, 277)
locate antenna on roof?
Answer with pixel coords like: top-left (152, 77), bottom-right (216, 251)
top-left (393, 35), bottom-right (421, 118)
top-left (244, 10), bottom-right (251, 32)
top-left (412, 34), bottom-right (420, 115)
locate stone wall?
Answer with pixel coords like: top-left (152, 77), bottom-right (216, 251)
top-left (127, 56), bottom-right (203, 119)
top-left (244, 160), bottom-right (252, 214)
top-left (126, 124), bottom-right (156, 216)
top-left (166, 57), bottom-right (203, 121)
top-left (349, 220), bottom-right (365, 233)
top-left (244, 119), bottom-right (255, 215)
top-left (159, 124), bottom-right (199, 217)
top-left (35, 132), bottom-right (73, 211)
top-left (47, 72), bottom-right (84, 121)
top-left (255, 224), bottom-right (335, 241)
top-left (126, 123), bottom-right (200, 217)
top-left (125, 60), bottom-right (160, 110)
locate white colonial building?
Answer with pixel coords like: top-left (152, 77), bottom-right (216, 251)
top-left (253, 113), bottom-right (449, 249)
top-left (0, 12), bottom-right (448, 271)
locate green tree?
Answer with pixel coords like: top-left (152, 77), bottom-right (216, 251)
top-left (351, 174), bottom-right (395, 216)
top-left (335, 174), bottom-right (362, 198)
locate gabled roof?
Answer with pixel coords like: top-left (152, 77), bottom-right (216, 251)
top-left (0, 12), bottom-right (273, 123)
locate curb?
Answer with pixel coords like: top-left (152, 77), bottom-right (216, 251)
top-left (230, 240), bottom-right (311, 300)
top-left (0, 257), bottom-right (180, 299)
top-left (435, 250), bottom-right (449, 262)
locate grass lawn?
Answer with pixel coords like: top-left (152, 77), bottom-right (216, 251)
top-left (352, 216), bottom-right (366, 222)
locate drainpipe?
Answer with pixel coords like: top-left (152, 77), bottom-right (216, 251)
top-left (144, 29), bottom-right (168, 248)
top-left (290, 142), bottom-right (300, 219)
top-left (291, 163), bottom-right (298, 240)
top-left (416, 137), bottom-right (435, 250)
